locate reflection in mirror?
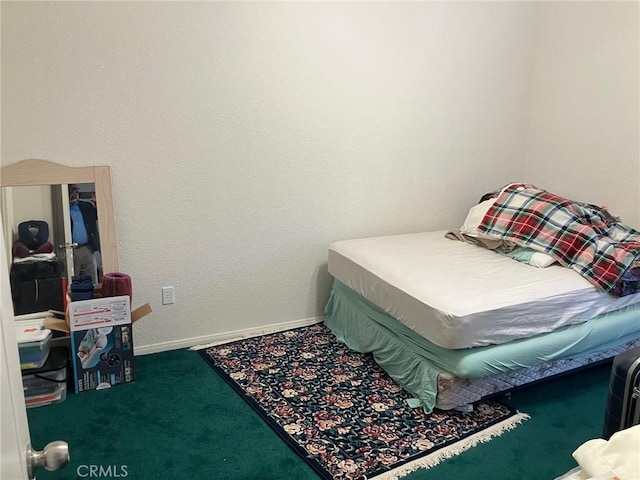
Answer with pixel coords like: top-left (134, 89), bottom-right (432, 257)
top-left (2, 185), bottom-right (66, 314)
top-left (50, 185), bottom-right (71, 280)
top-left (67, 183), bottom-right (102, 284)
top-left (0, 160), bottom-right (118, 316)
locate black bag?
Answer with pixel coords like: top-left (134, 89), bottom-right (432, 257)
top-left (602, 345), bottom-right (640, 439)
top-left (10, 260), bottom-right (65, 315)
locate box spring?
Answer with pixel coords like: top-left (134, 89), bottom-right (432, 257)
top-left (436, 338), bottom-right (640, 410)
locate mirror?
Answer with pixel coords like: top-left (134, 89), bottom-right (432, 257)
top-left (0, 159), bottom-right (118, 315)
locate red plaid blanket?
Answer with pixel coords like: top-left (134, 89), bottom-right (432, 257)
top-left (477, 184), bottom-right (640, 294)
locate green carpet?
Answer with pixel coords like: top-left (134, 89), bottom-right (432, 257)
top-left (27, 348), bottom-right (612, 479)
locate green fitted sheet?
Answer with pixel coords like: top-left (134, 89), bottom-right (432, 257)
top-left (324, 279), bottom-right (640, 412)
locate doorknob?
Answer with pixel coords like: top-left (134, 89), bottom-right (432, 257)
top-left (26, 441), bottom-right (69, 479)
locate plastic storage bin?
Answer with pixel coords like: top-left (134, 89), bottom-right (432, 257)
top-left (16, 322), bottom-right (52, 370)
top-left (22, 346), bottom-right (68, 409)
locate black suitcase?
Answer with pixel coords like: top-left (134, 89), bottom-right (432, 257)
top-left (602, 345), bottom-right (640, 440)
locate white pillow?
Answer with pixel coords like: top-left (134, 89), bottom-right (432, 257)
top-left (529, 251), bottom-right (557, 268)
top-left (460, 183), bottom-right (527, 237)
top-left (460, 198), bottom-right (497, 238)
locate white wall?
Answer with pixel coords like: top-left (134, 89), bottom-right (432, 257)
top-left (1, 2), bottom-right (636, 353)
top-left (525, 2), bottom-right (640, 227)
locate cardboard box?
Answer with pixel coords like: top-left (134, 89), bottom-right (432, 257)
top-left (44, 302), bottom-right (152, 334)
top-left (67, 296), bottom-right (135, 393)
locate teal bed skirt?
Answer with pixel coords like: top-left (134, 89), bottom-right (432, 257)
top-left (324, 279), bottom-right (640, 413)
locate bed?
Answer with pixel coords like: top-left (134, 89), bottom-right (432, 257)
top-left (324, 184), bottom-right (640, 412)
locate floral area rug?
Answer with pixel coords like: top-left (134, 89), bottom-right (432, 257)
top-left (197, 323), bottom-right (528, 480)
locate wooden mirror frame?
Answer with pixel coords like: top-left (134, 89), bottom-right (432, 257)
top-left (0, 159), bottom-right (119, 275)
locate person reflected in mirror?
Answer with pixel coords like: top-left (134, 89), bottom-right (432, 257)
top-left (69, 185), bottom-right (100, 284)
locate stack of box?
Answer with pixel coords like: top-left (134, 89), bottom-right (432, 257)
top-left (16, 321), bottom-right (69, 408)
top-left (67, 295), bottom-right (135, 393)
top-left (15, 295), bottom-right (151, 402)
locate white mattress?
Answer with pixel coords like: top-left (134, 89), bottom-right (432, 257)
top-left (328, 231), bottom-right (640, 349)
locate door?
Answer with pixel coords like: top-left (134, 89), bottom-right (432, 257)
top-left (51, 184), bottom-right (75, 279)
top-left (1, 212), bottom-right (31, 480)
top-left (0, 214), bottom-right (69, 479)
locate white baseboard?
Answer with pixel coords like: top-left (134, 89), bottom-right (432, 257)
top-left (133, 316), bottom-right (325, 356)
